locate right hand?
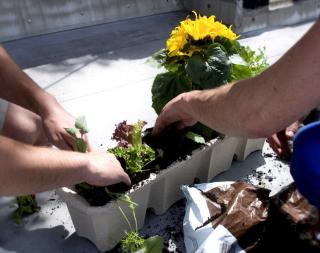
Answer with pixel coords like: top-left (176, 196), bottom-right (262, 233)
top-left (84, 152), bottom-right (131, 186)
top-left (153, 92), bottom-right (198, 136)
top-left (266, 121), bottom-right (301, 160)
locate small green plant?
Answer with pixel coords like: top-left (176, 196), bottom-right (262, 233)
top-left (65, 116), bottom-right (89, 153)
top-left (117, 194), bottom-right (145, 253)
top-left (66, 116), bottom-right (96, 192)
top-left (11, 195), bottom-right (39, 224)
top-left (122, 231), bottom-right (146, 252)
top-left (111, 145), bottom-right (155, 177)
top-left (107, 191), bottom-right (163, 253)
top-left (109, 121), bottom-right (156, 177)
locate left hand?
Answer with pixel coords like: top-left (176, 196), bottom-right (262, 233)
top-left (41, 100), bottom-right (77, 150)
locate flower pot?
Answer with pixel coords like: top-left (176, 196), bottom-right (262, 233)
top-left (57, 136), bottom-right (264, 251)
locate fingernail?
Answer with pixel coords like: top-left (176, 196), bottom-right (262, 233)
top-left (287, 131), bottom-right (294, 137)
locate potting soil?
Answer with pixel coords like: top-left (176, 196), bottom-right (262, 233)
top-left (182, 182), bottom-right (320, 253)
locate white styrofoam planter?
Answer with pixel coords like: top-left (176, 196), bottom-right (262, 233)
top-left (57, 136), bottom-right (265, 251)
top-left (237, 138), bottom-right (266, 161)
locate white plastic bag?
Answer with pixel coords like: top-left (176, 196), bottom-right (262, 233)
top-left (181, 182), bottom-right (269, 253)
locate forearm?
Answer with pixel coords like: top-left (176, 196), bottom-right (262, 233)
top-left (186, 20), bottom-right (320, 137)
top-left (0, 135), bottom-right (87, 196)
top-left (0, 46), bottom-right (56, 116)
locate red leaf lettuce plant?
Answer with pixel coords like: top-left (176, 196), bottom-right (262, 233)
top-left (109, 120), bottom-right (156, 178)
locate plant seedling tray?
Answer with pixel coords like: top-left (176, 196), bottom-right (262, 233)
top-left (57, 136), bottom-right (265, 251)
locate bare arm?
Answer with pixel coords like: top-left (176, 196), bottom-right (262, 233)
top-left (154, 20), bottom-right (320, 138)
top-left (0, 135), bottom-right (130, 196)
top-left (0, 46), bottom-right (54, 115)
top-left (0, 46), bottom-right (77, 149)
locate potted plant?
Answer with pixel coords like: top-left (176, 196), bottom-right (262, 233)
top-left (58, 12), bottom-right (268, 252)
top-left (150, 11), bottom-right (268, 162)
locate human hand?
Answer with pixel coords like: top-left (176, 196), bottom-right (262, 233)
top-left (152, 92), bottom-right (198, 136)
top-left (40, 98), bottom-right (79, 150)
top-left (266, 121), bottom-right (301, 160)
top-left (84, 152), bottom-right (131, 186)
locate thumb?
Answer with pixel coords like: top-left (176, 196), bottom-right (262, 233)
top-left (121, 172), bottom-right (131, 186)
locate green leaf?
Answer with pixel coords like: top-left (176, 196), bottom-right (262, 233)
top-left (185, 55), bottom-right (204, 85)
top-left (192, 123), bottom-right (216, 140)
top-left (12, 195), bottom-right (39, 224)
top-left (186, 45), bottom-right (231, 89)
top-left (215, 37), bottom-right (242, 56)
top-left (75, 138), bottom-right (88, 153)
top-left (185, 131), bottom-right (206, 144)
top-left (110, 144), bottom-right (155, 176)
top-left (75, 116), bottom-right (89, 134)
top-left (65, 128), bottom-right (78, 138)
top-left (152, 72), bottom-right (191, 114)
top-left (131, 121), bottom-right (147, 146)
top-left (136, 236), bottom-right (164, 253)
top-left (214, 37), bottom-right (268, 80)
top-left (151, 48), bottom-right (185, 72)
top-left (121, 232), bottom-right (145, 253)
top-left (151, 48), bottom-right (168, 67)
top-left (231, 63), bottom-right (253, 80)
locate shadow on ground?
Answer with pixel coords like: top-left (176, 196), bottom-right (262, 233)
top-left (3, 11), bottom-right (187, 70)
top-left (0, 225), bottom-right (99, 253)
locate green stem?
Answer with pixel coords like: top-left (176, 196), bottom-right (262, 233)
top-left (133, 209), bottom-right (138, 232)
top-left (118, 205), bottom-right (133, 232)
top-left (139, 154), bottom-right (162, 170)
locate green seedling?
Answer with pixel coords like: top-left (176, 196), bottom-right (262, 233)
top-left (65, 116), bottom-right (89, 153)
top-left (109, 120), bottom-right (156, 177)
top-left (106, 190), bottom-right (163, 253)
top-left (11, 195), bottom-right (39, 224)
top-left (185, 131), bottom-right (206, 144)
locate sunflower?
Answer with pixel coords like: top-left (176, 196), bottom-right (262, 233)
top-left (166, 12), bottom-right (239, 57)
top-left (166, 26), bottom-right (188, 57)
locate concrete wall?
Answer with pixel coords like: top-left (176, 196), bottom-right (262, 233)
top-left (0, 0), bottom-right (183, 42)
top-left (182, 0), bottom-right (320, 33)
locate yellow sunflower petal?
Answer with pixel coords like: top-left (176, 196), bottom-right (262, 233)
top-left (166, 11), bottom-right (239, 57)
